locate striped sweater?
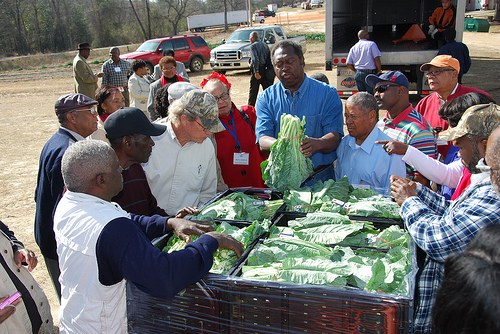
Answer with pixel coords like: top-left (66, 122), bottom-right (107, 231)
top-left (377, 104), bottom-right (437, 179)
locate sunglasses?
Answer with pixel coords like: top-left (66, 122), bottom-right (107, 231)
top-left (374, 84), bottom-right (400, 93)
top-left (107, 86), bottom-right (125, 94)
top-left (424, 68), bottom-right (455, 77)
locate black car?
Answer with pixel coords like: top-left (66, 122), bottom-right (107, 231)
top-left (256, 9), bottom-right (276, 17)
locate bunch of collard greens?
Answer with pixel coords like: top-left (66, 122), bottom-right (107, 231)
top-left (164, 220), bottom-right (269, 274)
top-left (240, 212), bottom-right (411, 295)
top-left (190, 192), bottom-right (283, 222)
top-left (284, 177), bottom-right (351, 213)
top-left (261, 114), bottom-right (314, 193)
top-left (284, 179), bottom-right (402, 219)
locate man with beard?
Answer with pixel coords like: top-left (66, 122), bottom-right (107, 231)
top-left (255, 40), bottom-right (344, 184)
top-left (390, 103), bottom-right (500, 334)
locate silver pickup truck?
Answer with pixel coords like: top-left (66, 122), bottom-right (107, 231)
top-left (210, 25), bottom-right (307, 71)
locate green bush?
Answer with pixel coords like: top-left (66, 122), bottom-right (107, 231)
top-left (289, 33), bottom-right (325, 42)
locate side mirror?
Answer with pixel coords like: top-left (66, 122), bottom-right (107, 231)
top-left (222, 39), bottom-right (226, 44)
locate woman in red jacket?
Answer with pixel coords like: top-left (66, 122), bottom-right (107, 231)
top-left (201, 72), bottom-right (266, 188)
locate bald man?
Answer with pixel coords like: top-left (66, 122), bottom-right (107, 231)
top-left (346, 29), bottom-right (382, 94)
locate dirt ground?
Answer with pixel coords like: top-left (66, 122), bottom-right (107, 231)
top-left (0, 7), bottom-right (499, 328)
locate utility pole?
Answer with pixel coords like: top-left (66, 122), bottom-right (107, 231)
top-left (224, 0), bottom-right (228, 31)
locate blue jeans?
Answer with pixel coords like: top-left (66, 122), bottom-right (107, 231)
top-left (354, 69), bottom-right (376, 94)
top-left (301, 164), bottom-right (335, 188)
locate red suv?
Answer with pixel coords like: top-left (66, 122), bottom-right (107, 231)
top-left (120, 35), bottom-right (210, 73)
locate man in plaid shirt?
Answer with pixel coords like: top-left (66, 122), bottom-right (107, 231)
top-left (390, 103), bottom-right (500, 334)
top-left (102, 47), bottom-right (133, 106)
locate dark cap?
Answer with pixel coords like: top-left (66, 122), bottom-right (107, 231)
top-left (55, 93), bottom-right (98, 115)
top-left (365, 70), bottom-right (410, 89)
top-left (104, 107), bottom-right (166, 139)
top-left (77, 42), bottom-right (91, 50)
top-left (180, 90), bottom-right (225, 133)
top-left (439, 103), bottom-right (500, 141)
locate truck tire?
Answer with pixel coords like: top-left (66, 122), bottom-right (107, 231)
top-left (190, 56), bottom-right (204, 72)
top-left (260, 19), bottom-right (265, 23)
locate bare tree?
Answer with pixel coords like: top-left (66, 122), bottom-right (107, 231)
top-left (160, 0), bottom-right (197, 34)
top-left (129, 0), bottom-right (148, 40)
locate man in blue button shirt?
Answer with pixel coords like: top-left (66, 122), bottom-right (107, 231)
top-left (335, 92), bottom-right (405, 195)
top-left (255, 40), bottom-right (344, 184)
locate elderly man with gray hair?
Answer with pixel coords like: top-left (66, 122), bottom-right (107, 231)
top-left (143, 90), bottom-right (225, 215)
top-left (54, 139), bottom-right (243, 333)
top-left (335, 92), bottom-right (405, 194)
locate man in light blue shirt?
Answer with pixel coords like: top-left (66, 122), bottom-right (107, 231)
top-left (346, 30), bottom-right (382, 94)
top-left (335, 92), bottom-right (405, 194)
top-left (255, 40), bottom-right (344, 184)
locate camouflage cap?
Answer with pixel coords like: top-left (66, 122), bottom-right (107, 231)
top-left (440, 103), bottom-right (500, 141)
top-left (180, 90), bottom-right (225, 133)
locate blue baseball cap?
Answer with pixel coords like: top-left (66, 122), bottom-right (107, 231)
top-left (365, 71), bottom-right (410, 89)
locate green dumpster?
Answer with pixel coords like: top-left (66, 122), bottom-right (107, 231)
top-left (464, 17), bottom-right (490, 32)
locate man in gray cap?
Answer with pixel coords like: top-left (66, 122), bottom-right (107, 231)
top-left (102, 47), bottom-right (133, 106)
top-left (73, 42), bottom-right (104, 99)
top-left (105, 107), bottom-right (198, 218)
top-left (390, 103), bottom-right (500, 334)
top-left (143, 90), bottom-right (225, 215)
top-left (34, 93), bottom-right (98, 301)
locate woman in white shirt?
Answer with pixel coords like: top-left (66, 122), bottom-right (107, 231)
top-left (128, 60), bottom-right (151, 118)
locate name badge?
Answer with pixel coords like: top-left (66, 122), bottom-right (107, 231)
top-left (233, 152), bottom-right (249, 165)
top-left (114, 67), bottom-right (122, 72)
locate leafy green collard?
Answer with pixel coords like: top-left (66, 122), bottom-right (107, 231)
top-left (241, 237), bottom-right (411, 294)
top-left (240, 212), bottom-right (412, 295)
top-left (346, 200), bottom-right (401, 219)
top-left (261, 114), bottom-right (314, 193)
top-left (191, 192), bottom-right (283, 222)
top-left (283, 177), bottom-right (351, 213)
top-left (164, 221), bottom-right (269, 274)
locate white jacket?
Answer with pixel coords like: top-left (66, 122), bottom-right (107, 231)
top-left (128, 73), bottom-right (151, 116)
top-left (0, 229), bottom-right (53, 334)
top-left (54, 191), bottom-right (128, 334)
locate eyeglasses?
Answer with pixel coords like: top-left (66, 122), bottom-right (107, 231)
top-left (161, 66), bottom-right (176, 71)
top-left (213, 92), bottom-right (230, 103)
top-left (194, 120), bottom-right (210, 132)
top-left (73, 108), bottom-right (97, 115)
top-left (424, 68), bottom-right (455, 77)
top-left (374, 84), bottom-right (400, 93)
top-left (107, 87), bottom-right (125, 94)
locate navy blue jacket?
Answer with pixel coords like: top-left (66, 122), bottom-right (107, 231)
top-left (96, 215), bottom-right (218, 298)
top-left (34, 128), bottom-right (77, 260)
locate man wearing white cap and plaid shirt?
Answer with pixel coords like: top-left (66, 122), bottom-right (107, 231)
top-left (390, 103), bottom-right (500, 334)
